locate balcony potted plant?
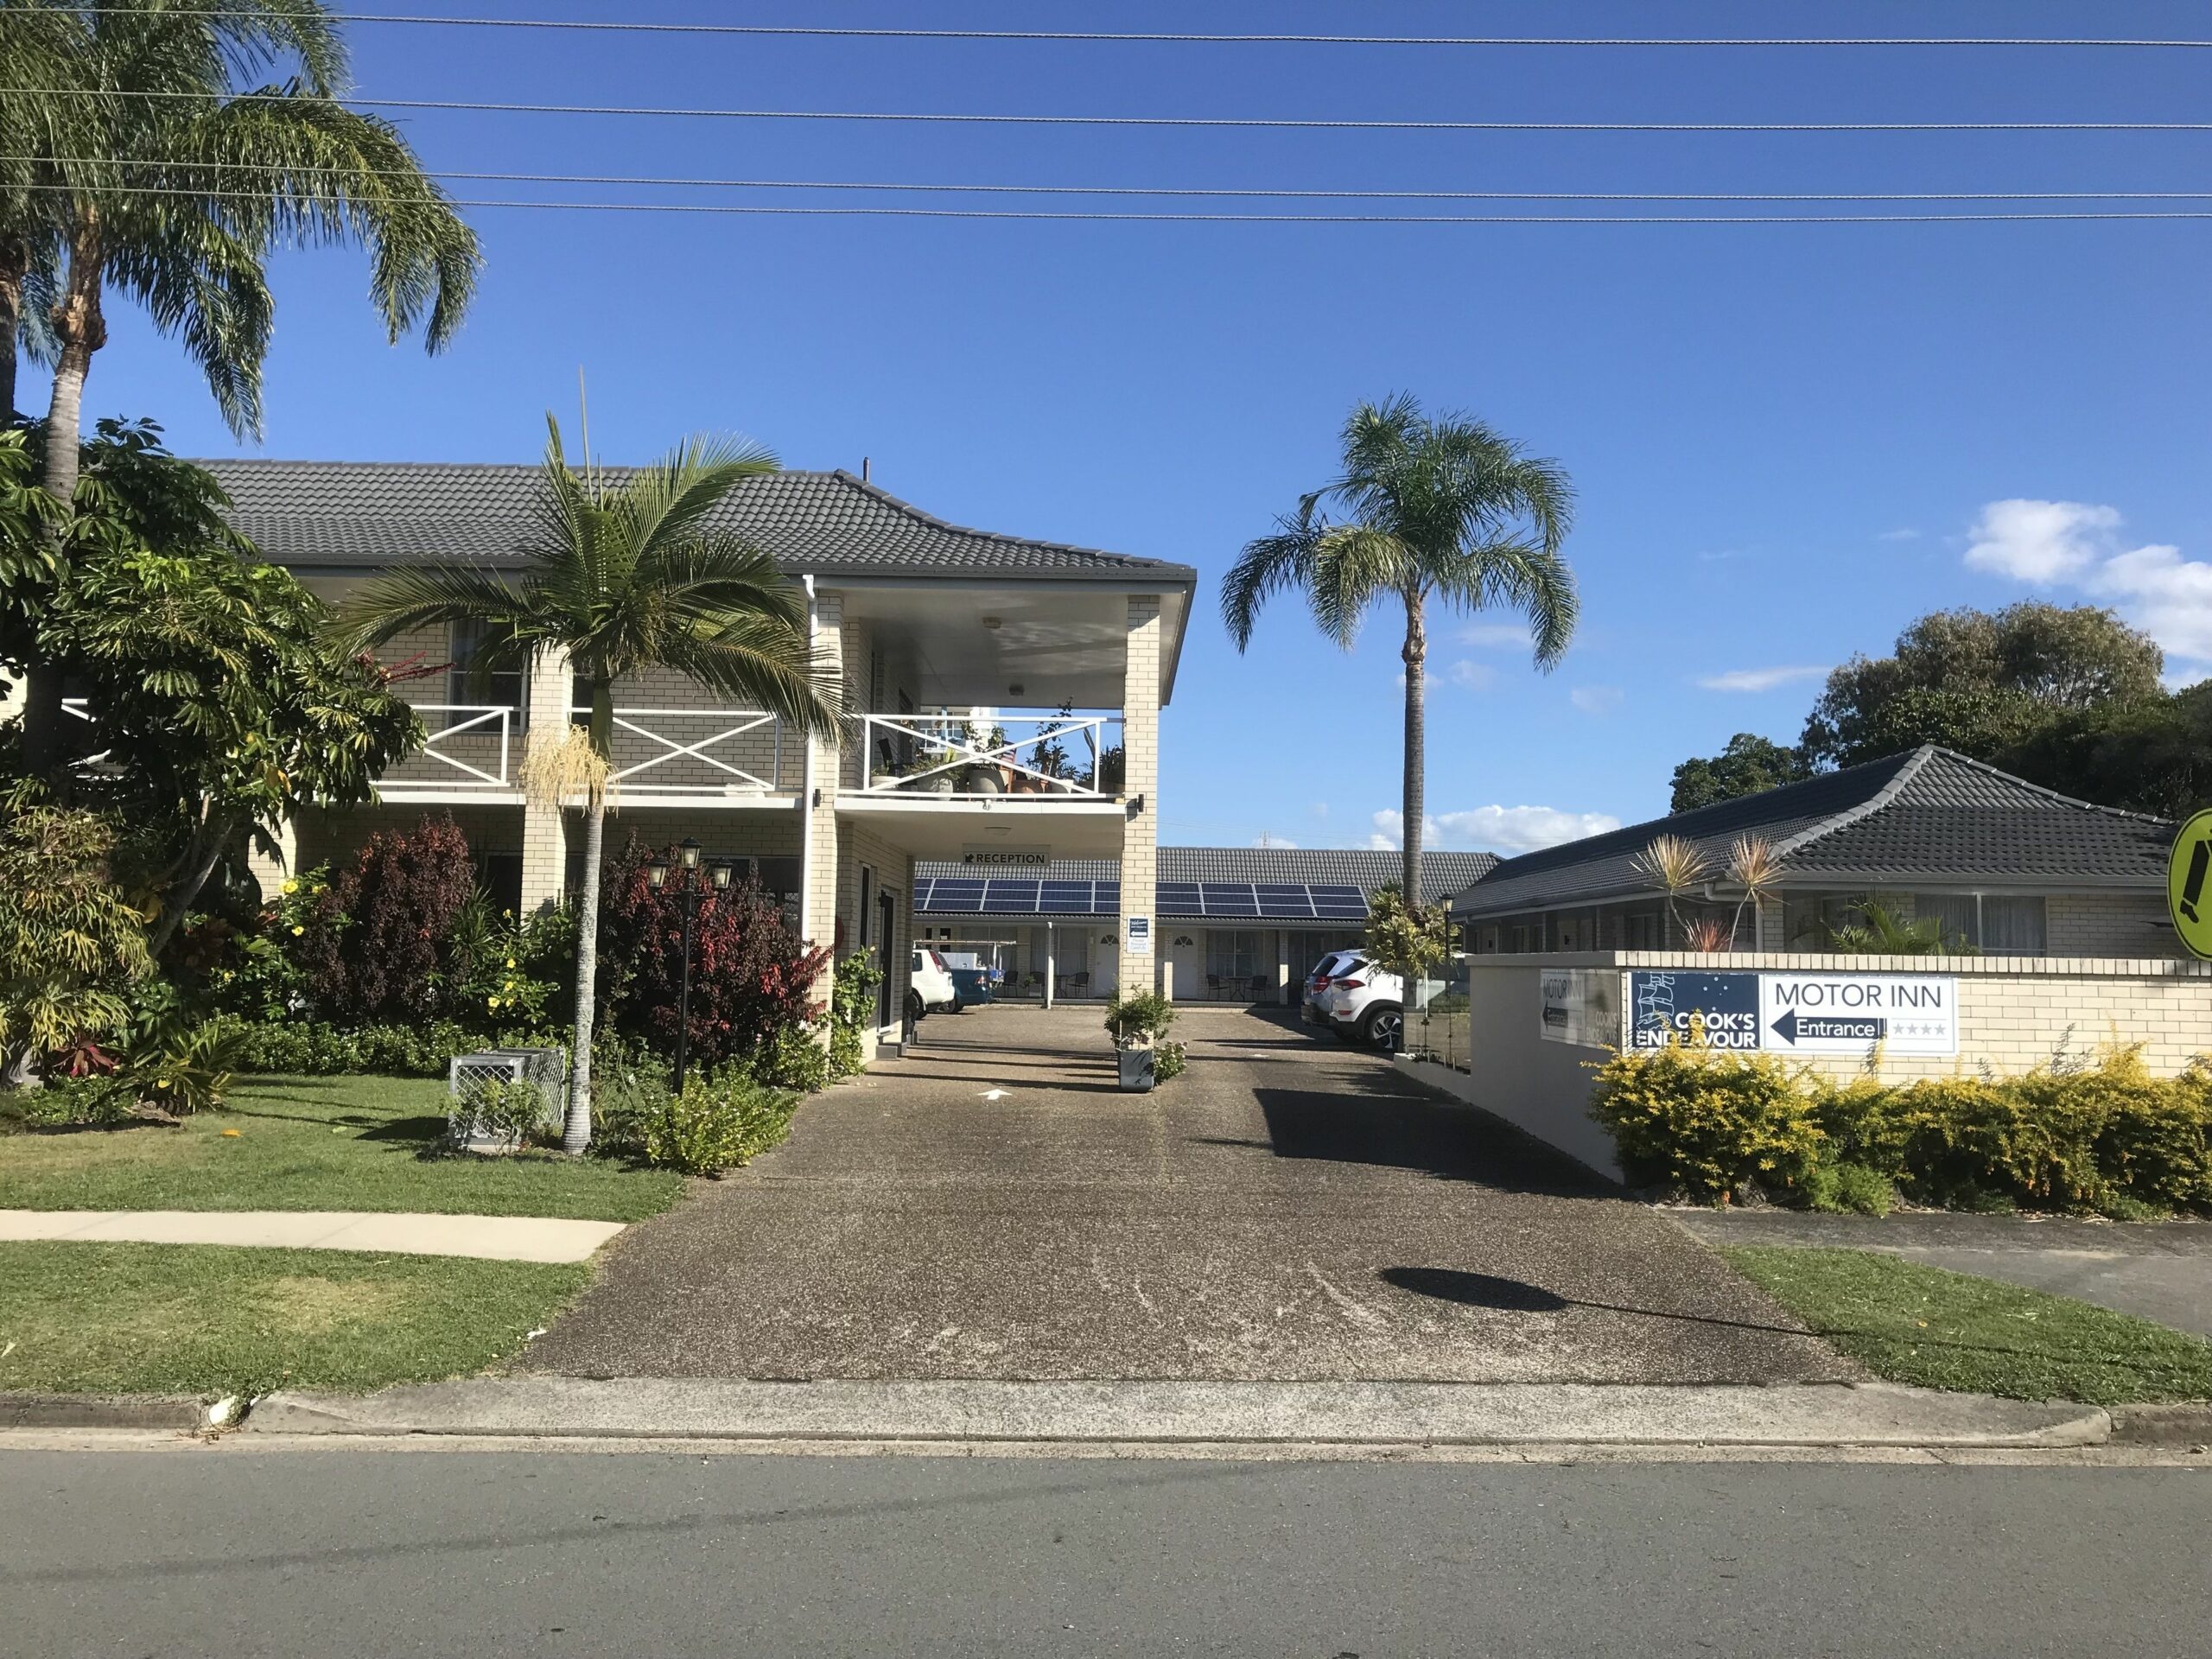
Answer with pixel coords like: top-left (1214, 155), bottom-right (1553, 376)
top-left (961, 722), bottom-right (1009, 793)
top-left (868, 754), bottom-right (908, 791)
top-left (918, 744), bottom-right (959, 793)
top-left (1103, 989), bottom-right (1175, 1094)
top-left (1094, 742), bottom-right (1125, 796)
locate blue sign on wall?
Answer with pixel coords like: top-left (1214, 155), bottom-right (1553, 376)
top-left (1627, 971), bottom-right (1762, 1052)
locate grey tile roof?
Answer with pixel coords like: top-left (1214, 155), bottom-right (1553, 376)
top-left (200, 460), bottom-right (1195, 583)
top-left (917, 847), bottom-right (1498, 918)
top-left (1452, 747), bottom-right (2173, 918)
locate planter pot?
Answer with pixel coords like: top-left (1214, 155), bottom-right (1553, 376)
top-left (924, 770), bottom-right (957, 794)
top-left (964, 766), bottom-right (1004, 795)
top-left (1117, 1045), bottom-right (1156, 1094)
top-left (869, 771), bottom-right (901, 791)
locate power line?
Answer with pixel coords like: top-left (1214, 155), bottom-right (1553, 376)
top-left (16, 182), bottom-right (2212, 224)
top-left (23, 88), bottom-right (2212, 132)
top-left (47, 11), bottom-right (2212, 49)
top-left (16, 161), bottom-right (2212, 205)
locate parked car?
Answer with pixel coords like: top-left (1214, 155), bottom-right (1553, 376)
top-left (1307, 952), bottom-right (1407, 1051)
top-left (1300, 950), bottom-right (1364, 1027)
top-left (911, 946), bottom-right (957, 1019)
top-left (939, 950), bottom-right (995, 1011)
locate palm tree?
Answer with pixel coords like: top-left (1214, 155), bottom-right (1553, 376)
top-left (341, 420), bottom-right (842, 1153)
top-left (4, 0), bottom-right (480, 772)
top-left (1223, 394), bottom-right (1576, 906)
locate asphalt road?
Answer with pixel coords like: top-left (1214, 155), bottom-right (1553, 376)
top-left (8, 1446), bottom-right (2209, 1657)
top-left (524, 1005), bottom-right (1848, 1384)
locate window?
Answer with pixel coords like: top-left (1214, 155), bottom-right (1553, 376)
top-left (1979, 895), bottom-right (2048, 956)
top-left (1206, 930), bottom-right (1262, 985)
top-left (448, 620), bottom-right (524, 718)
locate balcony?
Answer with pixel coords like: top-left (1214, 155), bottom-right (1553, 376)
top-left (841, 709), bottom-right (1130, 857)
top-left (373, 703), bottom-right (796, 805)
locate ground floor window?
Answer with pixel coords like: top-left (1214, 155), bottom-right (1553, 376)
top-left (1206, 929), bottom-right (1264, 997)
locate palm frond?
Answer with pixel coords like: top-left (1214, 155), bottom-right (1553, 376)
top-left (1306, 524), bottom-right (1405, 649)
top-left (335, 562), bottom-right (531, 658)
top-left (1220, 511), bottom-right (1320, 652)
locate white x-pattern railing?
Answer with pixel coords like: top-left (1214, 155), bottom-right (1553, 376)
top-left (404, 704), bottom-right (515, 789)
top-left (860, 712), bottom-right (1116, 798)
top-left (582, 706), bottom-right (785, 798)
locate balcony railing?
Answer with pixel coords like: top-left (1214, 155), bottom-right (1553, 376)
top-left (379, 703), bottom-right (516, 791)
top-left (583, 706), bottom-right (787, 799)
top-left (858, 710), bottom-right (1122, 798)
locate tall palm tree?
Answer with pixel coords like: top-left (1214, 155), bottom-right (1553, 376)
top-left (3, 0), bottom-right (480, 772)
top-left (341, 420), bottom-right (842, 1153)
top-left (1224, 394), bottom-right (1576, 906)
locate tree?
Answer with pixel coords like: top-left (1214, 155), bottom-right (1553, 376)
top-left (0, 805), bottom-right (153, 1080)
top-left (1359, 880), bottom-right (1452, 985)
top-left (340, 419), bottom-right (842, 1153)
top-left (1669, 733), bottom-right (1814, 812)
top-left (1223, 395), bottom-right (1575, 905)
top-left (1999, 683), bottom-right (2212, 820)
top-left (1802, 603), bottom-right (2163, 770)
top-left (4, 0), bottom-right (480, 774)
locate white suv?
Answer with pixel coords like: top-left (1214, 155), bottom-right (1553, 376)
top-left (911, 947), bottom-right (957, 1018)
top-left (1306, 952), bottom-right (1407, 1051)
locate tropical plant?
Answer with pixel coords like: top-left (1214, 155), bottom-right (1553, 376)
top-left (1631, 834), bottom-right (1783, 951)
top-left (3, 0), bottom-right (480, 774)
top-left (1223, 394), bottom-right (1575, 904)
top-left (1103, 988), bottom-right (1176, 1049)
top-left (284, 815), bottom-right (479, 1022)
top-left (340, 419), bottom-right (841, 1152)
top-left (827, 949), bottom-right (882, 1078)
top-left (1809, 897), bottom-right (1976, 957)
top-left (0, 804), bottom-right (153, 1080)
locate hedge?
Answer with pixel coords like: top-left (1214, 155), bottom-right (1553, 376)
top-left (1589, 1043), bottom-right (2212, 1216)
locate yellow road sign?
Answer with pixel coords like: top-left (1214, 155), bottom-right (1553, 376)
top-left (2167, 810), bottom-right (2212, 959)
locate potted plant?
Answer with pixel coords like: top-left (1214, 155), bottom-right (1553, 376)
top-left (1103, 989), bottom-right (1176, 1094)
top-left (919, 747), bottom-right (958, 793)
top-left (1094, 743), bottom-right (1125, 796)
top-left (868, 756), bottom-right (907, 791)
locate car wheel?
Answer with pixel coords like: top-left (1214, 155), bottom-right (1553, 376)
top-left (1363, 1006), bottom-right (1404, 1052)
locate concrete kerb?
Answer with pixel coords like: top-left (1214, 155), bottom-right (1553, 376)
top-left (245, 1377), bottom-right (2113, 1451)
top-left (1, 1392), bottom-right (233, 1432)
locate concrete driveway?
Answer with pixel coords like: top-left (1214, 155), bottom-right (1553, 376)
top-left (524, 1005), bottom-right (1853, 1383)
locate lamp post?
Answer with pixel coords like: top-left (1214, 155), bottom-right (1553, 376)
top-left (645, 838), bottom-right (734, 1092)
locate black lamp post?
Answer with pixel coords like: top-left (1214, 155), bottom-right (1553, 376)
top-left (645, 838), bottom-right (734, 1092)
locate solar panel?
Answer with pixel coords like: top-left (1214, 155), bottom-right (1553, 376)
top-left (1096, 880), bottom-right (1122, 910)
top-left (982, 880), bottom-right (1042, 912)
top-left (1156, 881), bottom-right (1202, 915)
top-left (918, 878), bottom-right (984, 913)
top-left (1198, 882), bottom-right (1260, 916)
top-left (1255, 884), bottom-right (1316, 918)
top-left (1039, 880), bottom-right (1098, 913)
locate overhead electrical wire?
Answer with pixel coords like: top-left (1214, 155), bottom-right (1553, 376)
top-left (22, 88), bottom-right (2212, 133)
top-left (43, 11), bottom-right (2212, 49)
top-left (15, 183), bottom-right (2211, 225)
top-left (15, 161), bottom-right (2212, 206)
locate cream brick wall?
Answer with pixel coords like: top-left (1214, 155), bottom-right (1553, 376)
top-left (1542, 949), bottom-right (2212, 1080)
top-left (837, 820), bottom-right (915, 1036)
top-left (801, 591), bottom-right (845, 956)
top-left (2048, 892), bottom-right (2173, 957)
top-left (1119, 594), bottom-right (1161, 996)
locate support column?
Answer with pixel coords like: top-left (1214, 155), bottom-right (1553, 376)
top-left (245, 815), bottom-right (300, 901)
top-left (800, 589), bottom-right (846, 957)
top-left (1117, 594), bottom-right (1162, 999)
top-left (518, 644), bottom-right (574, 913)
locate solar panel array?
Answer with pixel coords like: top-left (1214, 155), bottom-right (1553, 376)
top-left (914, 878), bottom-right (1369, 920)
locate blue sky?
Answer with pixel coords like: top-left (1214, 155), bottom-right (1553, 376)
top-left (41, 0), bottom-right (2212, 854)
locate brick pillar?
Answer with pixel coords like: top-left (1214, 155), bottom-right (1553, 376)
top-left (801, 589), bottom-right (846, 957)
top-left (245, 814), bottom-right (300, 900)
top-left (1118, 594), bottom-right (1162, 996)
top-left (518, 644), bottom-right (574, 912)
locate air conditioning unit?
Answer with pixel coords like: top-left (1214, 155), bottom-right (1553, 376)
top-left (446, 1046), bottom-right (569, 1154)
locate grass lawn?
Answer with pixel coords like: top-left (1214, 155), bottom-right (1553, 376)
top-left (0, 1240), bottom-right (588, 1395)
top-left (0, 1074), bottom-right (685, 1222)
top-left (1723, 1245), bottom-right (2212, 1407)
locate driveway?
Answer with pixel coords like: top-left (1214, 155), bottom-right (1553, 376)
top-left (524, 1005), bottom-right (1853, 1383)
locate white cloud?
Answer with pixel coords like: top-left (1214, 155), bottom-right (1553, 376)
top-left (1694, 665), bottom-right (1831, 694)
top-left (1964, 499), bottom-right (2121, 582)
top-left (2089, 543), bottom-right (2212, 660)
top-left (1310, 801), bottom-right (1330, 819)
top-left (1447, 658), bottom-right (1496, 691)
top-left (1695, 547), bottom-right (1749, 563)
top-left (1457, 620), bottom-right (1533, 648)
top-left (1957, 498), bottom-right (2212, 673)
top-left (1370, 804), bottom-right (1620, 855)
top-left (1569, 684), bottom-right (1623, 715)
top-left (1879, 527), bottom-right (1922, 543)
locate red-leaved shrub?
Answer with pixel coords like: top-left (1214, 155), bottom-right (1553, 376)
top-left (293, 814), bottom-right (480, 1021)
top-left (596, 833), bottom-right (830, 1067)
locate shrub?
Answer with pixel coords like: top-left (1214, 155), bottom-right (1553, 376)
top-left (596, 836), bottom-right (830, 1069)
top-left (0, 806), bottom-right (154, 1069)
top-left (1588, 1044), bottom-right (1828, 1204)
top-left (639, 1069), bottom-right (798, 1174)
top-left (291, 815), bottom-right (480, 1023)
top-left (451, 893), bottom-right (575, 1031)
top-left (827, 950), bottom-right (882, 1080)
top-left (1594, 1042), bottom-right (2212, 1215)
top-left (1154, 1039), bottom-right (1187, 1081)
top-left (753, 1021), bottom-right (830, 1094)
top-left (1103, 989), bottom-right (1176, 1049)
top-left (219, 1016), bottom-right (550, 1077)
top-left (588, 1039), bottom-right (673, 1157)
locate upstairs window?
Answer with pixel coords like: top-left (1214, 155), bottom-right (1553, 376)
top-left (448, 620), bottom-right (524, 717)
